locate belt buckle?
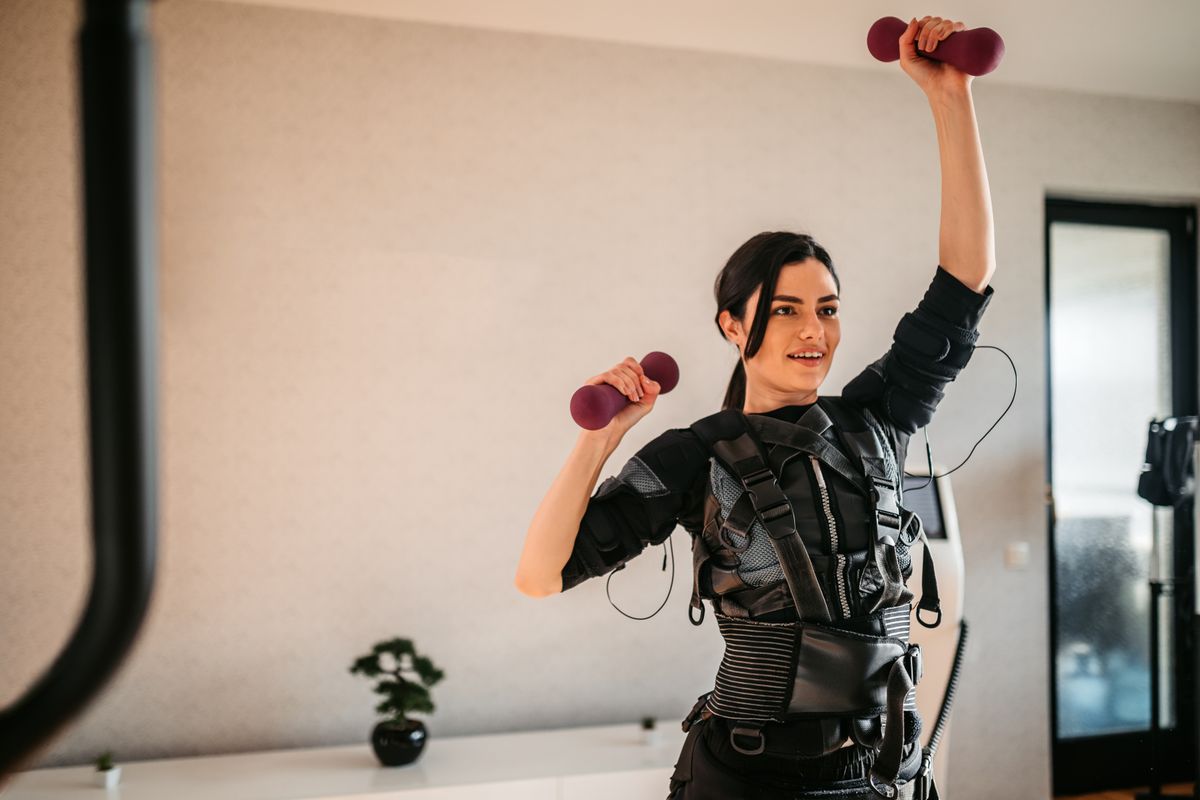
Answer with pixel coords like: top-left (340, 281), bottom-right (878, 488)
top-left (681, 693), bottom-right (712, 732)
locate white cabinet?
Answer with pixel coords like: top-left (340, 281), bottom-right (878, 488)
top-left (561, 767), bottom-right (675, 799)
top-left (4, 723), bottom-right (685, 800)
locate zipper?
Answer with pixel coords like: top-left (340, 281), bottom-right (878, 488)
top-left (809, 455), bottom-right (851, 619)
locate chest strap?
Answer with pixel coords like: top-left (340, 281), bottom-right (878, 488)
top-left (690, 409), bottom-right (831, 624)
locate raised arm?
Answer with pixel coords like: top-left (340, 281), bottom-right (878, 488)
top-left (515, 356), bottom-right (668, 597)
top-left (841, 18), bottom-right (1001, 437)
top-left (515, 425), bottom-right (709, 598)
top-left (901, 15), bottom-right (996, 294)
top-left (514, 429), bottom-right (623, 597)
top-left (930, 86), bottom-right (994, 293)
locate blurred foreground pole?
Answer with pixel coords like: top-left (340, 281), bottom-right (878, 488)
top-left (0, 0), bottom-right (158, 782)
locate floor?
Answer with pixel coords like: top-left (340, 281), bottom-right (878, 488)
top-left (1057, 785), bottom-right (1194, 799)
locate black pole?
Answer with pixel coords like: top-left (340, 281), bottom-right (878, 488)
top-left (1194, 442), bottom-right (1200, 800)
top-left (0, 0), bottom-right (157, 781)
top-left (1137, 577), bottom-right (1177, 799)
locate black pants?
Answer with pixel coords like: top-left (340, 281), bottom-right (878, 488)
top-left (667, 715), bottom-right (929, 800)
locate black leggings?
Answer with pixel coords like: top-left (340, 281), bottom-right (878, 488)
top-left (667, 715), bottom-right (926, 800)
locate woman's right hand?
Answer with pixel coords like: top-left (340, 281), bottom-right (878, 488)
top-left (582, 356), bottom-right (662, 435)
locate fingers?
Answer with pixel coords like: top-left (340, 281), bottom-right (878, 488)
top-left (915, 17), bottom-right (964, 52)
top-left (613, 357), bottom-right (645, 402)
top-left (587, 356), bottom-right (660, 405)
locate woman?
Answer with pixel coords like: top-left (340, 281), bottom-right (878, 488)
top-left (515, 16), bottom-right (996, 800)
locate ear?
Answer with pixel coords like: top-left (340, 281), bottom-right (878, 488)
top-left (718, 309), bottom-right (743, 345)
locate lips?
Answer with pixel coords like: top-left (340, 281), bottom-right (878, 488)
top-left (787, 354), bottom-right (824, 368)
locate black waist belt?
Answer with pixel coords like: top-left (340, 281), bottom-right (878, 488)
top-left (699, 610), bottom-right (923, 794)
top-left (706, 609), bottom-right (918, 720)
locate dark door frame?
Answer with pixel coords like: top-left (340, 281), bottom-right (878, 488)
top-left (1045, 197), bottom-right (1198, 795)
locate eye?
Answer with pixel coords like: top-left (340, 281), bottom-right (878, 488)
top-left (820, 306), bottom-right (838, 317)
top-left (772, 306), bottom-right (794, 315)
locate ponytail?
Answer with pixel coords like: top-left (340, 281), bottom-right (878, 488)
top-left (721, 359), bottom-right (746, 411)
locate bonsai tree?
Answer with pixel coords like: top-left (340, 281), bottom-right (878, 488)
top-left (349, 637), bottom-right (445, 724)
top-left (94, 750), bottom-right (114, 772)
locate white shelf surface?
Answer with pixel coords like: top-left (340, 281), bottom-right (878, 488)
top-left (1, 723), bottom-right (687, 799)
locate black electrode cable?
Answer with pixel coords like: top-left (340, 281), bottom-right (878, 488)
top-left (608, 343), bottom-right (1015, 620)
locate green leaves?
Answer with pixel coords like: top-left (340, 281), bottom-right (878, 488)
top-left (349, 637), bottom-right (444, 722)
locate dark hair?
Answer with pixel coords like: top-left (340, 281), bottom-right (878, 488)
top-left (713, 231), bottom-right (840, 411)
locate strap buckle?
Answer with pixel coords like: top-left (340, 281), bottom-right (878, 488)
top-left (868, 770), bottom-right (899, 799)
top-left (742, 466), bottom-right (792, 527)
top-left (742, 465), bottom-right (774, 486)
top-left (729, 723), bottom-right (766, 756)
top-left (681, 692), bottom-right (713, 732)
top-left (903, 644), bottom-right (924, 686)
top-left (916, 603), bottom-right (943, 629)
top-left (870, 477), bottom-right (902, 543)
top-left (916, 751), bottom-right (936, 800)
top-left (898, 508), bottom-right (923, 547)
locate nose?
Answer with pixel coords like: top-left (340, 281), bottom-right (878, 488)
top-left (798, 309), bottom-right (823, 342)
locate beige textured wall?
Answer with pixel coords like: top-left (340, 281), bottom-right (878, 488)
top-left (2, 1), bottom-right (1198, 797)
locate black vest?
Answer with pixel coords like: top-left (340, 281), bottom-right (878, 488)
top-left (682, 396), bottom-right (942, 793)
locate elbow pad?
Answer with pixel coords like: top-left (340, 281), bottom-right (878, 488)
top-left (889, 310), bottom-right (981, 433)
top-left (560, 430), bottom-right (707, 591)
top-left (893, 311), bottom-right (979, 374)
top-left (845, 267), bottom-right (993, 436)
top-left (844, 313), bottom-right (981, 436)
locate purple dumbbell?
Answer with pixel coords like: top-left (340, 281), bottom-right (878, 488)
top-left (867, 16), bottom-right (1005, 76)
top-left (570, 351), bottom-right (680, 431)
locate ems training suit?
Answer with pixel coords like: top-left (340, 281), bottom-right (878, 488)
top-left (560, 265), bottom-right (994, 799)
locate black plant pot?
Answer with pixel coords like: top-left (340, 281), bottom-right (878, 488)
top-left (371, 719), bottom-right (427, 767)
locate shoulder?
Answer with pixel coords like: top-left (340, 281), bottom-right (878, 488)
top-left (818, 394), bottom-right (871, 429)
top-left (628, 426), bottom-right (711, 492)
top-left (822, 394), bottom-right (908, 470)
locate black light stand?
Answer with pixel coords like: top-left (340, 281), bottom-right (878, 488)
top-left (1136, 417), bottom-right (1197, 800)
top-left (1194, 439), bottom-right (1200, 800)
top-left (1137, 513), bottom-right (1186, 800)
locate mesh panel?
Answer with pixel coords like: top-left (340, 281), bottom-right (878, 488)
top-left (708, 460), bottom-right (784, 586)
top-left (599, 455), bottom-right (670, 498)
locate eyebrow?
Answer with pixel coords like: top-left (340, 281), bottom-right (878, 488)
top-left (771, 294), bottom-right (839, 303)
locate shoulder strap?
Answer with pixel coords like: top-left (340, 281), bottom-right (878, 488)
top-left (823, 398), bottom-right (943, 627)
top-left (689, 409), bottom-right (831, 623)
top-left (820, 398), bottom-right (903, 545)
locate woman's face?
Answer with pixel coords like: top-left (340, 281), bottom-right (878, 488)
top-left (719, 258), bottom-right (841, 410)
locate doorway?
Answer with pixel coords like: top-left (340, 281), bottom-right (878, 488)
top-left (1046, 198), bottom-right (1197, 794)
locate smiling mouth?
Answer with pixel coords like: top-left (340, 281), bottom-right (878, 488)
top-left (787, 354), bottom-right (824, 367)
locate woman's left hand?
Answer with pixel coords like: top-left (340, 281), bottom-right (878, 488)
top-left (899, 16), bottom-right (973, 98)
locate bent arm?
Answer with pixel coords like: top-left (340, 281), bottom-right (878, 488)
top-left (842, 266), bottom-right (994, 435)
top-left (514, 429), bottom-right (622, 597)
top-left (930, 85), bottom-right (995, 294)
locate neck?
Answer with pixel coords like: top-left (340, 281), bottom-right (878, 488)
top-left (742, 387), bottom-right (819, 414)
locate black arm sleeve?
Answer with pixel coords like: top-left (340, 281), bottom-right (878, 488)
top-left (559, 427), bottom-right (710, 593)
top-left (842, 264), bottom-right (995, 436)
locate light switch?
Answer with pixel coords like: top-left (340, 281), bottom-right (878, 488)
top-left (1005, 541), bottom-right (1030, 570)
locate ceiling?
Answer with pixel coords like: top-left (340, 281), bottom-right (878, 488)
top-left (199, 0), bottom-right (1200, 105)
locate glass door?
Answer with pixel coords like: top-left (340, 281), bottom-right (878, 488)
top-left (1047, 198), bottom-right (1197, 794)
